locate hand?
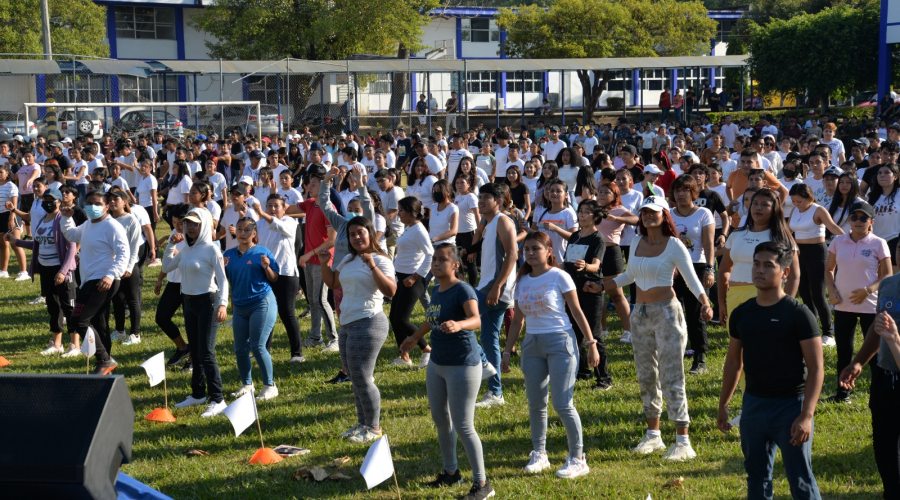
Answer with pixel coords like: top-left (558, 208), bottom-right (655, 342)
top-left (700, 303), bottom-right (714, 321)
top-left (97, 276), bottom-right (113, 292)
top-left (848, 288), bottom-right (869, 305)
top-left (719, 302), bottom-right (728, 325)
top-left (715, 235), bottom-right (726, 248)
top-left (360, 252), bottom-right (375, 268)
top-left (466, 252), bottom-right (476, 264)
top-left (154, 280), bottom-right (163, 296)
top-left (500, 351), bottom-right (511, 373)
top-left (703, 272), bottom-right (715, 289)
top-left (789, 414), bottom-right (813, 446)
top-left (261, 255), bottom-right (270, 270)
top-left (573, 259), bottom-right (586, 271)
top-left (216, 305), bottom-right (227, 323)
top-left (875, 311), bottom-right (900, 341)
top-left (399, 336), bottom-right (416, 355)
top-left (583, 281), bottom-right (603, 294)
top-left (122, 271), bottom-right (132, 279)
top-left (59, 205), bottom-right (75, 217)
top-left (486, 285), bottom-right (501, 306)
top-left (586, 343), bottom-right (600, 368)
top-left (403, 275), bottom-right (417, 288)
top-left (717, 406), bottom-right (733, 433)
top-left (315, 248), bottom-right (331, 265)
top-left (298, 252), bottom-right (312, 267)
top-left (54, 273), bottom-right (65, 286)
top-left (440, 320), bottom-right (462, 334)
top-left (170, 232), bottom-right (184, 244)
top-left (4, 201), bottom-right (13, 210)
top-left (828, 289), bottom-right (842, 305)
top-left (839, 362), bottom-right (863, 390)
top-left (228, 225), bottom-right (236, 237)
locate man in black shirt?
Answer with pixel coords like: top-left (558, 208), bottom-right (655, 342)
top-left (718, 241), bottom-right (824, 500)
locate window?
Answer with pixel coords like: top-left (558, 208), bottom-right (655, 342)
top-left (119, 75), bottom-right (179, 103)
top-left (640, 69), bottom-right (670, 91)
top-left (51, 74), bottom-right (107, 103)
top-left (461, 18), bottom-right (499, 43)
top-left (115, 7), bottom-right (176, 40)
top-left (367, 73), bottom-right (392, 94)
top-left (466, 71), bottom-right (496, 94)
top-left (506, 71), bottom-right (542, 93)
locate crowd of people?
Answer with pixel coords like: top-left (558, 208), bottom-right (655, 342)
top-left (1, 109), bottom-right (900, 499)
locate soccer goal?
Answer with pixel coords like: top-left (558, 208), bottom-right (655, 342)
top-left (23, 100), bottom-right (265, 142)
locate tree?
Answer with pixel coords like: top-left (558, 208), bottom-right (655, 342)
top-left (747, 4), bottom-right (878, 107)
top-left (195, 0), bottom-right (437, 127)
top-left (497, 0), bottom-right (716, 122)
top-left (0, 0), bottom-right (108, 57)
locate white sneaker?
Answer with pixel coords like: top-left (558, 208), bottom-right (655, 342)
top-left (619, 330), bottom-right (633, 344)
top-left (347, 425), bottom-right (383, 444)
top-left (341, 424), bottom-right (363, 438)
top-left (40, 344), bottom-right (64, 356)
top-left (323, 340), bottom-right (340, 353)
top-left (599, 329), bottom-right (610, 340)
top-left (391, 356), bottom-right (413, 367)
top-left (256, 385), bottom-right (279, 401)
top-left (632, 433), bottom-right (666, 454)
top-left (147, 258), bottom-right (162, 268)
top-left (174, 395), bottom-right (207, 408)
top-left (61, 344), bottom-right (82, 358)
top-left (418, 352), bottom-right (431, 368)
top-left (15, 271), bottom-right (30, 282)
top-left (523, 450), bottom-right (551, 474)
top-left (663, 441), bottom-right (697, 461)
top-left (556, 456), bottom-right (590, 479)
top-left (122, 334), bottom-right (142, 346)
top-left (200, 400), bottom-right (227, 418)
top-left (475, 392), bottom-right (505, 408)
top-left (822, 335), bottom-right (836, 348)
top-left (110, 330), bottom-right (125, 342)
top-left (29, 295), bottom-right (45, 305)
top-left (0, 270), bottom-right (9, 278)
top-left (481, 361), bottom-right (497, 380)
top-left (231, 384), bottom-right (255, 398)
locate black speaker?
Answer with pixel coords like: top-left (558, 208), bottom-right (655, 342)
top-left (0, 374), bottom-right (134, 499)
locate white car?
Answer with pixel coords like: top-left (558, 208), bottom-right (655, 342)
top-left (39, 109), bottom-right (104, 138)
top-left (0, 111), bottom-right (38, 140)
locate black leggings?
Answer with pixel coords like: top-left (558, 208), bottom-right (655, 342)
top-left (270, 275), bottom-right (303, 357)
top-left (834, 310), bottom-right (875, 397)
top-left (797, 242), bottom-right (833, 336)
top-left (674, 262), bottom-right (709, 356)
top-left (182, 292), bottom-right (223, 403)
top-left (73, 279), bottom-right (120, 364)
top-left (568, 289), bottom-right (611, 384)
top-left (389, 272), bottom-right (427, 350)
top-left (869, 365), bottom-right (900, 499)
top-left (38, 263), bottom-right (75, 334)
top-left (456, 231), bottom-right (479, 286)
top-left (113, 263), bottom-right (143, 336)
top-left (155, 281), bottom-right (183, 341)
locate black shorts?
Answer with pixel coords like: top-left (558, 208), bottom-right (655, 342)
top-left (0, 212), bottom-right (14, 233)
top-left (19, 193), bottom-right (33, 214)
top-left (888, 236), bottom-right (899, 267)
top-left (601, 244), bottom-right (626, 276)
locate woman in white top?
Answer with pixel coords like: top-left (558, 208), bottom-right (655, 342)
top-left (135, 159), bottom-right (159, 232)
top-left (406, 158), bottom-right (437, 206)
top-left (162, 160), bottom-right (192, 228)
top-left (828, 170), bottom-right (864, 234)
top-left (555, 148), bottom-right (580, 203)
top-left (789, 183), bottom-right (844, 343)
top-left (189, 182), bottom-right (221, 230)
top-left (204, 159), bottom-right (228, 208)
top-left (502, 231), bottom-right (599, 479)
top-left (589, 196), bottom-right (712, 462)
top-left (429, 179), bottom-right (458, 246)
top-left (389, 197), bottom-right (434, 367)
top-left (107, 189), bottom-right (144, 346)
top-left (866, 163), bottom-right (900, 269)
top-left (532, 179), bottom-right (577, 266)
top-left (453, 173), bottom-right (480, 284)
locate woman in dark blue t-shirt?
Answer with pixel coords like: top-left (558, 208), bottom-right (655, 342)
top-left (401, 243), bottom-right (493, 499)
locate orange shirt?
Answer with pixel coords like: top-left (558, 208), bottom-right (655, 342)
top-left (727, 169), bottom-right (782, 199)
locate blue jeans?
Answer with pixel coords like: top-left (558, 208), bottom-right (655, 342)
top-left (232, 292), bottom-right (277, 386)
top-left (740, 393), bottom-right (821, 500)
top-left (477, 288), bottom-right (507, 397)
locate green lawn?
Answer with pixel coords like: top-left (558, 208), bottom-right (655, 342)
top-left (0, 260), bottom-right (884, 499)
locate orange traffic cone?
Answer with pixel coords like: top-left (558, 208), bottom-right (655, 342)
top-left (0, 356), bottom-right (10, 367)
top-left (145, 407), bottom-right (176, 423)
top-left (249, 447), bottom-right (283, 465)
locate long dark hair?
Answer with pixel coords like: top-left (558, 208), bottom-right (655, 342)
top-left (537, 160), bottom-right (559, 189)
top-left (867, 163), bottom-right (899, 205)
top-left (517, 231), bottom-right (556, 281)
top-left (555, 147), bottom-right (575, 167)
top-left (636, 207), bottom-right (678, 237)
top-left (742, 188), bottom-right (795, 247)
top-left (346, 216), bottom-right (386, 259)
top-left (829, 171), bottom-right (860, 224)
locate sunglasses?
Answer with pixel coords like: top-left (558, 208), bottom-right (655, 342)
top-left (849, 214), bottom-right (872, 222)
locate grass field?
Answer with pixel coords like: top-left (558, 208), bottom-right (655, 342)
top-left (0, 259), bottom-right (885, 499)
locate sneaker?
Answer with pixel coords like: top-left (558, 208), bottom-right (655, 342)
top-left (289, 355), bottom-right (306, 365)
top-left (632, 433), bottom-right (666, 454)
top-left (256, 385), bottom-right (279, 401)
top-left (593, 380), bottom-right (613, 391)
top-left (461, 479), bottom-right (495, 500)
top-left (556, 456), bottom-right (590, 479)
top-left (619, 330), bottom-right (633, 344)
top-left (91, 360), bottom-right (118, 376)
top-left (167, 347), bottom-right (190, 366)
top-left (29, 295), bottom-right (45, 305)
top-left (122, 334), bottom-right (142, 346)
top-left (200, 400), bottom-right (227, 418)
top-left (481, 361), bottom-right (497, 381)
top-left (174, 395), bottom-right (207, 408)
top-left (0, 270), bottom-right (9, 278)
top-left (323, 340), bottom-right (340, 353)
top-left (231, 384), bottom-right (255, 398)
top-left (303, 337), bottom-right (323, 348)
top-left (327, 371), bottom-right (351, 384)
top-left (426, 469), bottom-right (462, 487)
top-left (340, 424), bottom-right (363, 438)
top-left (147, 258), bottom-right (162, 268)
top-left (418, 352), bottom-right (431, 368)
top-left (181, 363), bottom-right (193, 373)
top-left (475, 392), bottom-right (505, 408)
top-left (824, 393), bottom-right (851, 404)
top-left (61, 344), bottom-right (82, 358)
top-left (15, 271), bottom-right (30, 281)
top-left (40, 344), bottom-right (64, 356)
top-left (663, 441), bottom-right (697, 461)
top-left (110, 330), bottom-right (125, 342)
top-left (347, 425), bottom-right (383, 443)
top-left (599, 329), bottom-right (610, 340)
top-left (298, 307), bottom-right (310, 318)
top-left (523, 450), bottom-right (551, 474)
top-left (822, 335), bottom-right (836, 347)
top-left (391, 356), bottom-right (413, 367)
top-left (688, 360), bottom-right (707, 375)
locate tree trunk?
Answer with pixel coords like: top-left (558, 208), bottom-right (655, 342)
top-left (577, 69), bottom-right (609, 124)
top-left (388, 44), bottom-right (410, 129)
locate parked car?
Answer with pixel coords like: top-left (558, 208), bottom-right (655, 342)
top-left (38, 109), bottom-right (104, 138)
top-left (115, 109), bottom-right (184, 137)
top-left (0, 111), bottom-right (38, 140)
top-left (208, 104), bottom-right (284, 137)
top-left (293, 103), bottom-right (346, 135)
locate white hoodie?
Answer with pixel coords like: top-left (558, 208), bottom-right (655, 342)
top-left (162, 207), bottom-right (229, 308)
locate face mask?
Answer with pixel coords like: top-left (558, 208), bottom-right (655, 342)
top-left (41, 200), bottom-right (57, 213)
top-left (432, 192), bottom-right (446, 203)
top-left (345, 212), bottom-right (362, 221)
top-left (783, 169), bottom-right (797, 179)
top-left (84, 204), bottom-right (104, 220)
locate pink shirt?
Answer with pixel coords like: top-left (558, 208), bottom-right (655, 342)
top-left (828, 233), bottom-right (890, 313)
top-left (597, 206), bottom-right (631, 246)
top-left (16, 164), bottom-right (36, 194)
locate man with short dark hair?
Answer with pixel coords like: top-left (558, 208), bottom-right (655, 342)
top-left (718, 241), bottom-right (823, 500)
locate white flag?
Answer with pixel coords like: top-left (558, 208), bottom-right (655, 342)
top-left (140, 352), bottom-right (166, 387)
top-left (360, 435), bottom-right (394, 489)
top-left (81, 327), bottom-right (96, 357)
top-left (222, 392), bottom-right (256, 437)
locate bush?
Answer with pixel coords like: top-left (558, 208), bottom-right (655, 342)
top-left (704, 106), bottom-right (875, 124)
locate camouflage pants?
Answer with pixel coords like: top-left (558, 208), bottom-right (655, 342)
top-left (630, 299), bottom-right (691, 426)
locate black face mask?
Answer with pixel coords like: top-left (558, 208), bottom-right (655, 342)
top-left (41, 200), bottom-right (58, 213)
top-left (432, 192), bottom-right (446, 203)
top-left (783, 169), bottom-right (797, 179)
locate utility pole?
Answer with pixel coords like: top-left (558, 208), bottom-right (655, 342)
top-left (40, 0), bottom-right (59, 141)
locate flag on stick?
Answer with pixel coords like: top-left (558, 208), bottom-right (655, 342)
top-left (223, 392), bottom-right (256, 437)
top-left (140, 352), bottom-right (166, 387)
top-left (360, 435), bottom-right (395, 489)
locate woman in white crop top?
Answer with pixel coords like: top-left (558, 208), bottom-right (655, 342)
top-left (587, 195), bottom-right (711, 461)
top-left (789, 183), bottom-right (844, 343)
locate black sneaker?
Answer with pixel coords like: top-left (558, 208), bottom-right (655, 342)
top-left (327, 371), bottom-right (351, 384)
top-left (824, 393), bottom-right (850, 404)
top-left (91, 360), bottom-right (118, 376)
top-left (688, 360), bottom-right (707, 375)
top-left (460, 479), bottom-right (495, 500)
top-left (593, 380), bottom-right (613, 391)
top-left (167, 347), bottom-right (190, 366)
top-left (576, 371), bottom-right (593, 381)
top-left (427, 469), bottom-right (462, 488)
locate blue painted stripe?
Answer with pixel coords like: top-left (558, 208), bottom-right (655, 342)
top-left (175, 7), bottom-right (187, 120)
top-left (455, 17), bottom-right (463, 59)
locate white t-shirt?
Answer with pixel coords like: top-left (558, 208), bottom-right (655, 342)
top-left (379, 186), bottom-right (405, 238)
top-left (805, 176), bottom-right (826, 204)
top-left (116, 154), bottom-right (138, 187)
top-left (0, 182), bottom-right (18, 214)
top-left (493, 145), bottom-right (509, 177)
top-left (109, 176), bottom-right (130, 193)
top-left (620, 189), bottom-right (643, 247)
top-left (207, 172), bottom-right (228, 201)
top-left (582, 136), bottom-right (599, 155)
top-left (336, 254), bottom-right (395, 325)
top-left (277, 186), bottom-right (304, 206)
top-left (514, 268), bottom-right (576, 335)
top-left (374, 213), bottom-right (387, 253)
top-left (823, 138), bottom-right (845, 167)
top-left (429, 203), bottom-right (459, 245)
top-left (455, 193), bottom-right (479, 233)
top-left (720, 123), bottom-right (739, 149)
top-left (257, 215), bottom-right (299, 277)
top-left (204, 200), bottom-right (222, 223)
top-left (72, 160), bottom-right (90, 185)
top-left (136, 175), bottom-right (158, 208)
top-left (671, 207), bottom-right (714, 263)
top-left (424, 153), bottom-right (444, 177)
top-left (725, 229), bottom-right (772, 283)
top-left (393, 222), bottom-right (433, 277)
top-left (166, 176), bottom-right (192, 205)
top-left (220, 205), bottom-right (259, 250)
top-left (873, 193), bottom-right (900, 241)
top-left (542, 140), bottom-right (565, 163)
top-left (534, 206), bottom-right (577, 265)
top-left (447, 148), bottom-right (473, 182)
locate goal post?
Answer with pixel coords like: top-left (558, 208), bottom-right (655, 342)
top-left (23, 101), bottom-right (264, 143)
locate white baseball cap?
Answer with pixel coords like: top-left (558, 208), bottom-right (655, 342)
top-left (640, 195), bottom-right (670, 212)
top-left (643, 164), bottom-right (663, 175)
